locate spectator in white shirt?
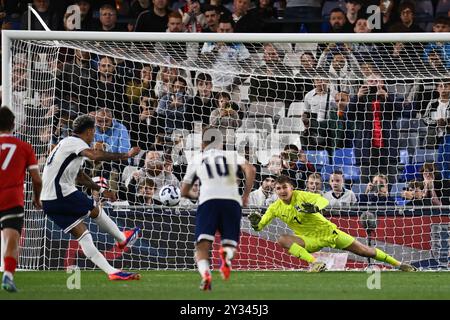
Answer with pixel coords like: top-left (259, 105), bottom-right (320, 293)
top-left (249, 174), bottom-right (277, 206)
top-left (324, 170), bottom-right (357, 207)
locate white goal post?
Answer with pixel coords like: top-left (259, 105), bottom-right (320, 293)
top-left (2, 30), bottom-right (450, 272)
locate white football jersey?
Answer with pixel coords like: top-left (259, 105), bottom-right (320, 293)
top-left (41, 136), bottom-right (90, 201)
top-left (183, 149), bottom-right (246, 205)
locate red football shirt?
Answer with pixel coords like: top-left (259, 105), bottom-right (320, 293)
top-left (0, 134), bottom-right (38, 211)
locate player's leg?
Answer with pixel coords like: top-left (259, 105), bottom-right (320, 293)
top-left (1, 207), bottom-right (24, 292)
top-left (218, 200), bottom-right (241, 280)
top-left (277, 234), bottom-right (315, 263)
top-left (89, 205), bottom-right (140, 249)
top-left (195, 239), bottom-right (213, 290)
top-left (336, 230), bottom-right (416, 271)
top-left (70, 222), bottom-right (140, 280)
top-left (194, 200), bottom-right (218, 290)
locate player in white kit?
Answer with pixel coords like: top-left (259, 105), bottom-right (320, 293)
top-left (41, 115), bottom-right (141, 280)
top-left (181, 127), bottom-right (256, 290)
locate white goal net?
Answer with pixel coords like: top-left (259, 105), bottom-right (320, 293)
top-left (2, 31), bottom-right (450, 271)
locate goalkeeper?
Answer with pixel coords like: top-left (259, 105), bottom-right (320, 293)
top-left (248, 175), bottom-right (417, 272)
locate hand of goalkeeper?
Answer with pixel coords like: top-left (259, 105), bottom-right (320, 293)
top-left (302, 202), bottom-right (320, 213)
top-left (248, 210), bottom-right (262, 230)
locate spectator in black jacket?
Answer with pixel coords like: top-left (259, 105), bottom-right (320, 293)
top-left (21, 0), bottom-right (60, 30)
top-left (185, 72), bottom-right (216, 126)
top-left (134, 0), bottom-right (170, 32)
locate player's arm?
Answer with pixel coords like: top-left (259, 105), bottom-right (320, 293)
top-left (248, 205), bottom-right (276, 232)
top-left (180, 160), bottom-right (197, 198)
top-left (29, 167), bottom-right (42, 209)
top-left (239, 162), bottom-right (256, 207)
top-left (76, 171), bottom-right (116, 201)
top-left (301, 192), bottom-right (329, 213)
top-left (80, 146), bottom-right (140, 162)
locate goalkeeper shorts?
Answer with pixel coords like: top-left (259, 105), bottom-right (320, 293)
top-left (299, 229), bottom-right (355, 253)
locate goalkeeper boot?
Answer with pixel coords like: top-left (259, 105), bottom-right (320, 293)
top-left (219, 247), bottom-right (232, 281)
top-left (108, 271), bottom-right (141, 281)
top-left (117, 227), bottom-right (141, 250)
top-left (308, 262), bottom-right (327, 273)
top-left (399, 264), bottom-right (417, 272)
top-left (1, 274), bottom-right (17, 293)
top-left (200, 272), bottom-right (212, 291)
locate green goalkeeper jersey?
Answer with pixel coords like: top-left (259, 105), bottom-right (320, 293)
top-left (255, 190), bottom-right (337, 239)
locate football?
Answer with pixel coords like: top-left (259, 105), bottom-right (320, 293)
top-left (159, 184), bottom-right (181, 206)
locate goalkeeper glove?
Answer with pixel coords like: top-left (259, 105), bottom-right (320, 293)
top-left (302, 203), bottom-right (320, 213)
top-left (248, 210), bottom-right (262, 230)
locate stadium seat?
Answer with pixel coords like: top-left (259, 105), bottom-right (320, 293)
top-left (305, 150), bottom-right (329, 170)
top-left (396, 118), bottom-right (420, 131)
top-left (341, 165), bottom-right (361, 183)
top-left (333, 149), bottom-right (361, 182)
top-left (333, 148), bottom-right (356, 166)
top-left (276, 117), bottom-right (306, 133)
top-left (247, 101), bottom-right (285, 118)
top-left (399, 149), bottom-right (410, 165)
top-left (436, 0), bottom-right (450, 17)
top-left (321, 163), bottom-right (336, 183)
top-left (287, 102), bottom-right (305, 117)
top-left (238, 117), bottom-right (273, 134)
top-left (412, 148), bottom-right (437, 164)
top-left (400, 164), bottom-right (423, 182)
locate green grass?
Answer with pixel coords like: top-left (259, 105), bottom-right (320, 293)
top-left (1, 271), bottom-right (450, 300)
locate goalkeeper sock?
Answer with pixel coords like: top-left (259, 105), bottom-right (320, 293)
top-left (288, 243), bottom-right (316, 263)
top-left (374, 248), bottom-right (400, 267)
top-left (3, 256), bottom-right (16, 280)
top-left (78, 231), bottom-right (119, 275)
top-left (197, 259), bottom-right (210, 277)
top-left (94, 208), bottom-right (126, 243)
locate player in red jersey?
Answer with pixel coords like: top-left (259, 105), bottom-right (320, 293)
top-left (0, 106), bottom-right (42, 292)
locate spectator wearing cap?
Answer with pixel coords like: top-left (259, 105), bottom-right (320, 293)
top-left (388, 1), bottom-right (424, 33)
top-left (248, 174), bottom-right (277, 206)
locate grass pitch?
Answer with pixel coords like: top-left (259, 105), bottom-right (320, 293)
top-left (0, 271), bottom-right (449, 300)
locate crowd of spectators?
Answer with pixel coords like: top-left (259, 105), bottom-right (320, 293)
top-left (3, 0), bottom-right (450, 208)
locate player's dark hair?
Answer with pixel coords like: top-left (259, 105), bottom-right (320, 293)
top-left (73, 114), bottom-right (95, 134)
top-left (332, 169), bottom-right (343, 176)
top-left (0, 106), bottom-right (15, 132)
top-left (275, 175), bottom-right (293, 186)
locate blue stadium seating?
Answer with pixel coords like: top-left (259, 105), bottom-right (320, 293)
top-left (412, 148), bottom-right (438, 164)
top-left (305, 150), bottom-right (329, 171)
top-left (399, 149), bottom-right (410, 165)
top-left (332, 148), bottom-right (360, 182)
top-left (400, 164), bottom-right (424, 182)
top-left (334, 148), bottom-right (356, 166)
